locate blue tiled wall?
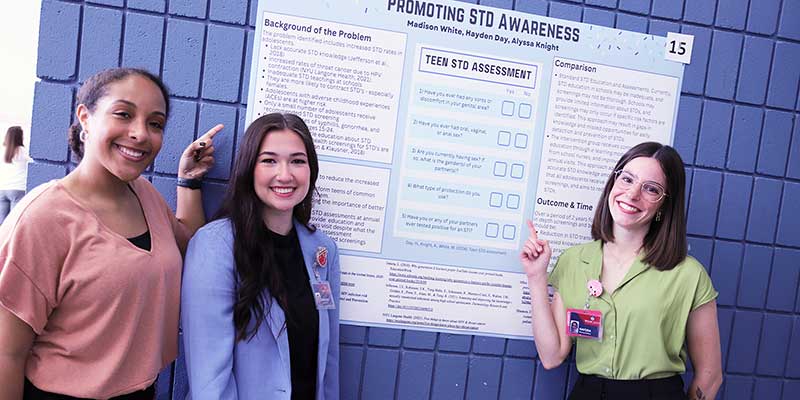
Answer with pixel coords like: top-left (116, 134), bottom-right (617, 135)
top-left (30, 0), bottom-right (799, 398)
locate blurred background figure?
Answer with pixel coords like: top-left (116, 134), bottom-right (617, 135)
top-left (0, 126), bottom-right (31, 224)
top-left (0, 1), bottom-right (39, 226)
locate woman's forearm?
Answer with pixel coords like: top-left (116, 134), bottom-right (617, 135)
top-left (0, 356), bottom-right (25, 400)
top-left (528, 274), bottom-right (566, 369)
top-left (0, 308), bottom-right (34, 400)
top-left (176, 186), bottom-right (205, 235)
top-left (688, 370), bottom-right (722, 400)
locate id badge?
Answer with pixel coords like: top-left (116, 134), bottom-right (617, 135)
top-left (566, 308), bottom-right (603, 340)
top-left (311, 280), bottom-right (336, 310)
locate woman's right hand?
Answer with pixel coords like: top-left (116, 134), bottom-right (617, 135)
top-left (178, 124), bottom-right (224, 180)
top-left (520, 220), bottom-right (552, 280)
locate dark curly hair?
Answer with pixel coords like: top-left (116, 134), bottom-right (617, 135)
top-left (68, 68), bottom-right (170, 160)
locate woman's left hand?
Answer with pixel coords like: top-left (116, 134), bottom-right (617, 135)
top-left (178, 124), bottom-right (224, 179)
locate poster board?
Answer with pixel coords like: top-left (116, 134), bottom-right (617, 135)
top-left (246, 0), bottom-right (685, 339)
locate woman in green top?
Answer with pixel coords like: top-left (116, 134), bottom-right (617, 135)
top-left (522, 142), bottom-right (722, 400)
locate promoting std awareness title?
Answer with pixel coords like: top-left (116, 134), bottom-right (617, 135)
top-left (387, 0), bottom-right (581, 42)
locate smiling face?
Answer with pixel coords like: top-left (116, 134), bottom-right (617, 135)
top-left (253, 128), bottom-right (311, 227)
top-left (607, 156), bottom-right (668, 234)
top-left (77, 75), bottom-right (167, 182)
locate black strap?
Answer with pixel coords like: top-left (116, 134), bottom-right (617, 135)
top-left (24, 378), bottom-right (155, 400)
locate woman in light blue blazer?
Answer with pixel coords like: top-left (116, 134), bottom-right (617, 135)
top-left (181, 113), bottom-right (340, 400)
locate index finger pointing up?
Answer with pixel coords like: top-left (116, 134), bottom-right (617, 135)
top-left (199, 124), bottom-right (224, 141)
top-left (527, 219), bottom-right (538, 238)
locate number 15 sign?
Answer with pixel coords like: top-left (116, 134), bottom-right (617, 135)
top-left (665, 32), bottom-right (695, 64)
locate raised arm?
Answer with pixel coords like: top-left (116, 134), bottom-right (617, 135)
top-left (686, 300), bottom-right (722, 400)
top-left (175, 124), bottom-right (224, 235)
top-left (0, 307), bottom-right (34, 400)
top-left (521, 220), bottom-right (572, 369)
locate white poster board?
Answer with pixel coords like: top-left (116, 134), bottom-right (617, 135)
top-left (246, 0), bottom-right (684, 339)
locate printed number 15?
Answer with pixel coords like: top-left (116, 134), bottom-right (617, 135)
top-left (669, 39), bottom-right (687, 55)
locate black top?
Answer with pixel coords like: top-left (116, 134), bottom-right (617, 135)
top-left (269, 228), bottom-right (318, 400)
top-left (127, 230), bottom-right (151, 251)
top-left (24, 378), bottom-right (155, 399)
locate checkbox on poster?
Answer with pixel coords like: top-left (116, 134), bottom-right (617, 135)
top-left (506, 194), bottom-right (520, 209)
top-left (493, 161), bottom-right (508, 177)
top-left (514, 133), bottom-right (528, 149)
top-left (486, 223), bottom-right (499, 238)
top-left (501, 101), bottom-right (515, 116)
top-left (519, 103), bottom-right (532, 119)
top-left (489, 192), bottom-right (503, 207)
top-left (502, 224), bottom-right (516, 240)
top-left (510, 163), bottom-right (524, 179)
top-left (497, 131), bottom-right (511, 146)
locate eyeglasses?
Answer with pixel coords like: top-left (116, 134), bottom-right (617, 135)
top-left (613, 170), bottom-right (668, 203)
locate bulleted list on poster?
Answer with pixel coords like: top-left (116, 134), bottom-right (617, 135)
top-left (247, 0), bottom-right (684, 339)
top-left (534, 57), bottom-right (679, 265)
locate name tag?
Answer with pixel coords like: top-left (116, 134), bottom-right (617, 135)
top-left (566, 308), bottom-right (603, 340)
top-left (311, 280), bottom-right (336, 310)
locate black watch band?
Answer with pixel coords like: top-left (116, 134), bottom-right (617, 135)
top-left (177, 177), bottom-right (203, 190)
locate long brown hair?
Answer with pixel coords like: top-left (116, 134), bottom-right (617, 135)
top-left (590, 142), bottom-right (687, 270)
top-left (3, 126), bottom-right (24, 164)
top-left (214, 113), bottom-right (319, 341)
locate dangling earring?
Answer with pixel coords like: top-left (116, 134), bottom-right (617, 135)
top-left (80, 130), bottom-right (88, 142)
top-left (655, 210), bottom-right (662, 222)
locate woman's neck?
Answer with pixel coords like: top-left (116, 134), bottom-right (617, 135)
top-left (62, 161), bottom-right (131, 203)
top-left (607, 225), bottom-right (647, 259)
top-left (612, 222), bottom-right (648, 248)
top-left (263, 210), bottom-right (294, 235)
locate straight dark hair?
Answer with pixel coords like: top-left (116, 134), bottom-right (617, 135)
top-left (68, 68), bottom-right (170, 160)
top-left (214, 113), bottom-right (319, 342)
top-left (591, 142), bottom-right (687, 271)
top-left (4, 126), bottom-right (24, 164)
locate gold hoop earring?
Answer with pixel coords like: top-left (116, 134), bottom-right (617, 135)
top-left (80, 130), bottom-right (88, 142)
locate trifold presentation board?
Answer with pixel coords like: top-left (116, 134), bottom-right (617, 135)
top-left (246, 0), bottom-right (686, 339)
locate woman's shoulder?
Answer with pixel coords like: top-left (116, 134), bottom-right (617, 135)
top-left (669, 255), bottom-right (709, 278)
top-left (128, 177), bottom-right (164, 201)
top-left (0, 181), bottom-right (73, 246)
top-left (560, 240), bottom-right (601, 261)
top-left (299, 222), bottom-right (338, 249)
top-left (5, 181), bottom-right (71, 222)
top-left (13, 146), bottom-right (31, 163)
top-left (192, 218), bottom-right (234, 244)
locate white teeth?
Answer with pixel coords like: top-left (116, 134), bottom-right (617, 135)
top-left (118, 145), bottom-right (144, 158)
top-left (273, 187), bottom-right (293, 194)
top-left (618, 202), bottom-right (639, 212)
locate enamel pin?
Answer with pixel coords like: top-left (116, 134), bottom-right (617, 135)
top-left (587, 279), bottom-right (603, 297)
top-left (315, 246), bottom-right (328, 268)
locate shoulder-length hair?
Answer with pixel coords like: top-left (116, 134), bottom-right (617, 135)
top-left (590, 142), bottom-right (687, 270)
top-left (214, 113), bottom-right (319, 341)
top-left (4, 126), bottom-right (24, 164)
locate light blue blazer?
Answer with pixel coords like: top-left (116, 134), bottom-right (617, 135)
top-left (181, 219), bottom-right (340, 400)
